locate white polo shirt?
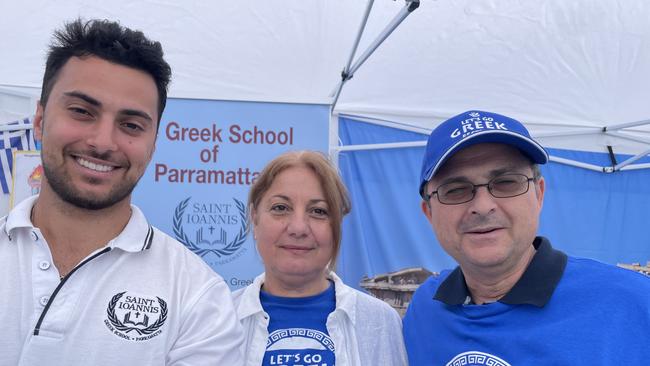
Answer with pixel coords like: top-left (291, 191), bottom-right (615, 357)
top-left (0, 196), bottom-right (244, 365)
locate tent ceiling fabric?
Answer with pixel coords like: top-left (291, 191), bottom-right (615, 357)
top-left (0, 1), bottom-right (373, 104)
top-left (1, 0), bottom-right (649, 155)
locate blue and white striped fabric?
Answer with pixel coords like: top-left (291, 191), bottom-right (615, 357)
top-left (0, 118), bottom-right (37, 194)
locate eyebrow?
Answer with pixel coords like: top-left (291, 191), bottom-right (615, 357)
top-left (121, 109), bottom-right (154, 123)
top-left (63, 91), bottom-right (154, 123)
top-left (269, 194), bottom-right (327, 205)
top-left (64, 91), bottom-right (101, 107)
top-left (489, 166), bottom-right (526, 177)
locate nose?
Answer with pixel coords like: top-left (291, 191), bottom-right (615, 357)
top-left (86, 118), bottom-right (118, 154)
top-left (468, 185), bottom-right (497, 215)
top-left (286, 211), bottom-right (309, 238)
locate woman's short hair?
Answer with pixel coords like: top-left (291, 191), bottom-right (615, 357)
top-left (248, 150), bottom-right (351, 270)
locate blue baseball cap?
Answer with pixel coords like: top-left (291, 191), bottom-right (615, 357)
top-left (419, 110), bottom-right (548, 197)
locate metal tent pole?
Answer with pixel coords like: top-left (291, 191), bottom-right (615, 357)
top-left (329, 0), bottom-right (375, 168)
top-left (605, 118), bottom-right (650, 131)
top-left (329, 0), bottom-right (375, 113)
top-left (614, 148), bottom-right (650, 171)
top-left (330, 0), bottom-right (420, 112)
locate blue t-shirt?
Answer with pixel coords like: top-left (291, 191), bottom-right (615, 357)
top-left (260, 282), bottom-right (336, 366)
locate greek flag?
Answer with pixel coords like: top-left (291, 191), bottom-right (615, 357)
top-left (0, 118), bottom-right (37, 194)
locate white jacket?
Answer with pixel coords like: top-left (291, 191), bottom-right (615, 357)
top-left (233, 272), bottom-right (408, 366)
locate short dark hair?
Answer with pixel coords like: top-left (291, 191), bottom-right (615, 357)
top-left (40, 18), bottom-right (171, 126)
top-left (531, 163), bottom-right (542, 180)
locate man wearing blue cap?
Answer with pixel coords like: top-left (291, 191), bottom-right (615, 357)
top-left (403, 110), bottom-right (650, 365)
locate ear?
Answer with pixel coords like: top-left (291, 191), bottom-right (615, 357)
top-left (421, 199), bottom-right (433, 223)
top-left (33, 101), bottom-right (45, 142)
top-left (535, 176), bottom-right (545, 210)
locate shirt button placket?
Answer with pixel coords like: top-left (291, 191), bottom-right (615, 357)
top-left (33, 229), bottom-right (53, 311)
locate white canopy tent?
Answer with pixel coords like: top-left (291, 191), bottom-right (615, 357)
top-left (2, 0), bottom-right (650, 173)
top-left (2, 0), bottom-right (650, 290)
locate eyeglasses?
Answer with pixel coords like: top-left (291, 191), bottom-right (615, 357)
top-left (424, 173), bottom-right (536, 205)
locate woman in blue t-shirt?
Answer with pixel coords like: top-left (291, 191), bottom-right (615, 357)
top-left (232, 150), bottom-right (407, 366)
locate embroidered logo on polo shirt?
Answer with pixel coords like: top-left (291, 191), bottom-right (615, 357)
top-left (446, 351), bottom-right (511, 366)
top-left (104, 291), bottom-right (168, 341)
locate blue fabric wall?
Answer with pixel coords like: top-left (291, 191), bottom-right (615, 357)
top-left (337, 116), bottom-right (650, 289)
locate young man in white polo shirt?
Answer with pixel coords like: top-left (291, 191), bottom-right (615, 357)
top-left (0, 18), bottom-right (244, 365)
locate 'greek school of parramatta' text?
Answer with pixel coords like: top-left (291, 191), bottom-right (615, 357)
top-left (153, 122), bottom-right (297, 185)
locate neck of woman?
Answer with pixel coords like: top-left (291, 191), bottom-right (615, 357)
top-left (262, 272), bottom-right (331, 298)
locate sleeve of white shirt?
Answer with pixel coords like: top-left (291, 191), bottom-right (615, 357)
top-left (357, 296), bottom-right (409, 366)
top-left (167, 279), bottom-right (244, 365)
top-left (385, 307), bottom-right (409, 366)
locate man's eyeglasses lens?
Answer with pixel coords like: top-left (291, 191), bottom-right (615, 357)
top-left (432, 174), bottom-right (534, 205)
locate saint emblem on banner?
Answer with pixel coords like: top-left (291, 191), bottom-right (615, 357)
top-left (173, 196), bottom-right (250, 264)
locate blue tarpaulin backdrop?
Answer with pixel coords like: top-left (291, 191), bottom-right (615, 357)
top-left (337, 116), bottom-right (650, 289)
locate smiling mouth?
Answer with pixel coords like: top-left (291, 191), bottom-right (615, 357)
top-left (76, 157), bottom-right (116, 172)
top-left (467, 227), bottom-right (502, 234)
top-left (281, 246), bottom-right (312, 251)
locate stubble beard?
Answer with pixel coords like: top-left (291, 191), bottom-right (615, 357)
top-left (42, 152), bottom-right (139, 211)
